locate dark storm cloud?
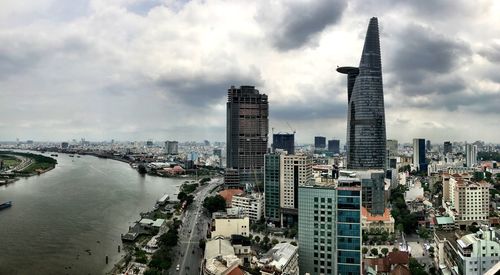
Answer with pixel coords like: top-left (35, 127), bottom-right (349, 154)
top-left (0, 32), bottom-right (90, 80)
top-left (388, 24), bottom-right (471, 85)
top-left (156, 71), bottom-right (264, 107)
top-left (261, 0), bottom-right (347, 51)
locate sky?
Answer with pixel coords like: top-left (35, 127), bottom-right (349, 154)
top-left (1, 0), bottom-right (499, 144)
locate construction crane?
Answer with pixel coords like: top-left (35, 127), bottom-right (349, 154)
top-left (286, 122), bottom-right (296, 134)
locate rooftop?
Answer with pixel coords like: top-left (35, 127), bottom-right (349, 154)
top-left (362, 207), bottom-right (393, 222)
top-left (258, 243), bottom-right (298, 271)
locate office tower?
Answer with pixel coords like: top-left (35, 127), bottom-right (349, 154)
top-left (146, 140), bottom-right (153, 147)
top-left (426, 140), bottom-right (431, 152)
top-left (338, 17), bottom-right (386, 170)
top-left (327, 139), bottom-right (340, 154)
top-left (413, 138), bottom-right (426, 171)
top-left (204, 140), bottom-right (210, 146)
top-left (386, 139), bottom-right (398, 156)
top-left (61, 142), bottom-right (69, 149)
top-left (226, 86), bottom-right (269, 185)
top-left (165, 140), bottom-right (179, 155)
top-left (264, 153), bottom-right (281, 223)
top-left (280, 154), bottom-right (312, 227)
top-left (314, 136), bottom-right (326, 149)
top-left (357, 170), bottom-right (385, 215)
top-left (466, 143), bottom-right (478, 167)
top-left (443, 141), bottom-right (452, 154)
top-left (298, 178), bottom-right (362, 275)
top-left (272, 133), bottom-right (295, 154)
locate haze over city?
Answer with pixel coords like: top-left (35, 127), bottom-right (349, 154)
top-left (1, 0), bottom-right (500, 143)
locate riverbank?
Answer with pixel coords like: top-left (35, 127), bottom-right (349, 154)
top-left (0, 151), bottom-right (57, 178)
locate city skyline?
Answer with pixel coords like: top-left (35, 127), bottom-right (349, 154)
top-left (1, 1), bottom-right (500, 143)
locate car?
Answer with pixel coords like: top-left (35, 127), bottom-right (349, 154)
top-left (176, 264), bottom-right (180, 271)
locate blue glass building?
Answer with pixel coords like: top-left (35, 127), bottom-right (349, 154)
top-left (298, 178), bottom-right (362, 275)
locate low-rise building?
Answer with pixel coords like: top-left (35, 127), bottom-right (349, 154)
top-left (203, 236), bottom-right (244, 275)
top-left (211, 212), bottom-right (250, 238)
top-left (258, 242), bottom-right (299, 275)
top-left (434, 227), bottom-right (500, 275)
top-left (231, 193), bottom-right (264, 222)
top-left (361, 207), bottom-right (395, 234)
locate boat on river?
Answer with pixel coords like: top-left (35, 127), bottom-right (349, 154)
top-left (0, 201), bottom-right (12, 210)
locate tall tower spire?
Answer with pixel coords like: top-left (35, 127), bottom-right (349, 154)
top-left (346, 17), bottom-right (386, 170)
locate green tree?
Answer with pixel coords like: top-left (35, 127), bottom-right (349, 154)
top-left (271, 238), bottom-right (279, 246)
top-left (202, 195), bottom-right (226, 213)
top-left (290, 241), bottom-right (297, 246)
top-left (409, 258), bottom-right (427, 275)
top-left (199, 238), bottom-right (206, 249)
top-left (254, 236), bottom-right (261, 244)
top-left (381, 247), bottom-right (389, 257)
top-left (263, 236), bottom-right (270, 244)
top-left (362, 247), bottom-right (369, 255)
top-left (370, 248), bottom-right (378, 256)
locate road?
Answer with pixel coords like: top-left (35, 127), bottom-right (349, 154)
top-left (169, 178), bottom-right (222, 275)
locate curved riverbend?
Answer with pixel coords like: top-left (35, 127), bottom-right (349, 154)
top-left (0, 153), bottom-right (184, 274)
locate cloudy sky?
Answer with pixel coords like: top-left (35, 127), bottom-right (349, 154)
top-left (1, 0), bottom-right (499, 144)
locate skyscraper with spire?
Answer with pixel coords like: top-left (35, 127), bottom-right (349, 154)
top-left (338, 17), bottom-right (386, 170)
top-left (337, 17), bottom-right (386, 215)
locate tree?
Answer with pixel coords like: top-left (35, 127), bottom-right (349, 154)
top-left (362, 247), bottom-right (369, 255)
top-left (203, 195), bottom-right (226, 213)
top-left (199, 238), bottom-right (206, 249)
top-left (177, 191), bottom-right (188, 202)
top-left (409, 258), bottom-right (427, 275)
top-left (371, 248), bottom-right (378, 256)
top-left (392, 247), bottom-right (399, 253)
top-left (263, 236), bottom-right (270, 244)
top-left (254, 236), bottom-right (261, 244)
top-left (290, 241), bottom-right (297, 246)
top-left (271, 238), bottom-right (279, 246)
top-left (381, 247), bottom-right (389, 257)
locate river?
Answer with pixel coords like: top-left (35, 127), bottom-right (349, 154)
top-left (0, 153), bottom-right (185, 274)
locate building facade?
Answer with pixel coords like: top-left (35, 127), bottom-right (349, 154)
top-left (444, 141), bottom-right (453, 155)
top-left (434, 227), bottom-right (500, 275)
top-left (272, 133), bottom-right (295, 154)
top-left (413, 138), bottom-right (426, 171)
top-left (314, 136), bottom-right (326, 149)
top-left (231, 193), bottom-right (264, 222)
top-left (164, 140), bottom-right (179, 155)
top-left (226, 85), bottom-right (269, 185)
top-left (280, 154), bottom-right (312, 226)
top-left (328, 139), bottom-right (340, 154)
top-left (358, 170), bottom-right (385, 215)
top-left (387, 139), bottom-right (398, 156)
top-left (298, 178), bottom-right (362, 275)
top-left (466, 144), bottom-right (478, 168)
top-left (211, 212), bottom-right (250, 238)
top-left (264, 153), bottom-right (281, 223)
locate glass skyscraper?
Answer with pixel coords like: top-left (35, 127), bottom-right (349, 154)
top-left (298, 178), bottom-right (362, 275)
top-left (338, 17), bottom-right (386, 170)
top-left (264, 153), bottom-right (281, 223)
top-left (272, 133), bottom-right (295, 154)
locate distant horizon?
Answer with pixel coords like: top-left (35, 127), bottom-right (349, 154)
top-left (1, 1), bottom-right (499, 145)
top-left (1, 138), bottom-right (498, 146)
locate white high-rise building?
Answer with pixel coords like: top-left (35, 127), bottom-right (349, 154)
top-left (231, 193), bottom-right (264, 222)
top-left (466, 143), bottom-right (478, 167)
top-left (279, 154), bottom-right (312, 226)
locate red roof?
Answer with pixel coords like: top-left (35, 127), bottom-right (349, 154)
top-left (226, 267), bottom-right (245, 275)
top-left (388, 251), bottom-right (409, 265)
top-left (219, 189), bottom-right (244, 204)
